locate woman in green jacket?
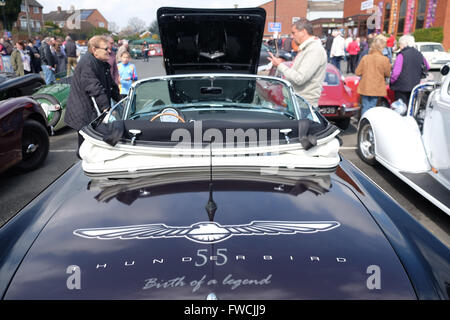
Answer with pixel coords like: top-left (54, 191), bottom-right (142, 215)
top-left (11, 41), bottom-right (25, 76)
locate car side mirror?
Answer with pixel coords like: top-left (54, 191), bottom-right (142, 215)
top-left (441, 64), bottom-right (449, 76)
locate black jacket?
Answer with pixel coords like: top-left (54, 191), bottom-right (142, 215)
top-left (325, 35), bottom-right (334, 51)
top-left (40, 42), bottom-right (55, 67)
top-left (65, 40), bottom-right (77, 58)
top-left (390, 47), bottom-right (424, 92)
top-left (64, 52), bottom-right (121, 131)
top-left (26, 45), bottom-right (41, 73)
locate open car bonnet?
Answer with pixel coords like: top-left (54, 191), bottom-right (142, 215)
top-left (157, 7), bottom-right (266, 75)
top-left (2, 164), bottom-right (417, 299)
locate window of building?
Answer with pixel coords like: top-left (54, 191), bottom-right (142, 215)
top-left (34, 6), bottom-right (40, 14)
top-left (397, 0), bottom-right (407, 34)
top-left (415, 0), bottom-right (427, 29)
top-left (99, 22), bottom-right (105, 28)
top-left (20, 17), bottom-right (27, 30)
top-left (383, 2), bottom-right (391, 33)
top-left (21, 4), bottom-right (27, 12)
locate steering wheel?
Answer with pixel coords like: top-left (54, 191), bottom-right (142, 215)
top-left (150, 107), bottom-right (186, 123)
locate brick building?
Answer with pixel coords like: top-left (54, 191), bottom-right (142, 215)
top-left (308, 1), bottom-right (344, 36)
top-left (17, 0), bottom-right (45, 33)
top-left (258, 0), bottom-right (308, 36)
top-left (343, 0), bottom-right (450, 49)
top-left (44, 6), bottom-right (108, 31)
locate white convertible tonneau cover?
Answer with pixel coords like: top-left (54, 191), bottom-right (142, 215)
top-left (79, 127), bottom-right (341, 178)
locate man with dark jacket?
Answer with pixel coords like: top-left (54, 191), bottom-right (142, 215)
top-left (64, 36), bottom-right (78, 76)
top-left (40, 37), bottom-right (56, 84)
top-left (26, 39), bottom-right (41, 73)
top-left (64, 35), bottom-right (121, 156)
top-left (325, 33), bottom-right (334, 62)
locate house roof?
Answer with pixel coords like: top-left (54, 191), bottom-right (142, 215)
top-left (43, 11), bottom-right (73, 22)
top-left (44, 9), bottom-right (96, 22)
top-left (23, 0), bottom-right (44, 8)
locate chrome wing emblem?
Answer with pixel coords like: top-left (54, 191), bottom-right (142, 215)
top-left (74, 221), bottom-right (340, 244)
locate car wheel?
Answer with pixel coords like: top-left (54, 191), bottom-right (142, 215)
top-left (33, 93), bottom-right (62, 128)
top-left (357, 119), bottom-right (376, 165)
top-left (15, 119), bottom-right (49, 172)
top-left (335, 118), bottom-right (350, 130)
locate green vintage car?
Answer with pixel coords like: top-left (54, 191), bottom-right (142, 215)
top-left (32, 83), bottom-right (70, 134)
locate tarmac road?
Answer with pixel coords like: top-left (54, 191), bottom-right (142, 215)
top-left (0, 56), bottom-right (448, 246)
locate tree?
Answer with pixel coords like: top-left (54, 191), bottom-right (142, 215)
top-left (1, 0), bottom-right (22, 31)
top-left (108, 21), bottom-right (120, 34)
top-left (127, 17), bottom-right (146, 34)
top-left (148, 20), bottom-right (159, 36)
top-left (89, 27), bottom-right (109, 39)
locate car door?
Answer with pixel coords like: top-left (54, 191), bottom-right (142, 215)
top-left (421, 75), bottom-right (450, 180)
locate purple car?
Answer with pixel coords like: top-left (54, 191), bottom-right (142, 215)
top-left (0, 96), bottom-right (49, 173)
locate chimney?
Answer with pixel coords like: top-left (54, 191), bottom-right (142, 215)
top-left (57, 6), bottom-right (62, 13)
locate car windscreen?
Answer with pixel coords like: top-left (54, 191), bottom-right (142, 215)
top-left (323, 71), bottom-right (340, 86)
top-left (420, 44), bottom-right (444, 52)
top-left (124, 76), bottom-right (305, 120)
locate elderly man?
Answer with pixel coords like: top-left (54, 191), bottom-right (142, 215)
top-left (64, 35), bottom-right (121, 156)
top-left (268, 19), bottom-right (327, 107)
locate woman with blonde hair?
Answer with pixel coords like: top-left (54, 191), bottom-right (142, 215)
top-left (355, 35), bottom-right (391, 115)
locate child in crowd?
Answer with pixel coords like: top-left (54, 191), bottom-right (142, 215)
top-left (117, 51), bottom-right (137, 98)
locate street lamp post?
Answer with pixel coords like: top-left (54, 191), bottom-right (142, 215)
top-left (274, 0), bottom-right (277, 23)
top-left (24, 0), bottom-right (32, 38)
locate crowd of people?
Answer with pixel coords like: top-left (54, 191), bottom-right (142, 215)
top-left (0, 35), bottom-right (78, 80)
top-left (325, 31), bottom-right (396, 74)
top-left (0, 34), bottom-right (138, 96)
top-left (268, 25), bottom-right (429, 117)
top-left (0, 22), bottom-right (431, 158)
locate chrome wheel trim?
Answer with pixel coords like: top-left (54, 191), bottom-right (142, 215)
top-left (359, 124), bottom-right (375, 160)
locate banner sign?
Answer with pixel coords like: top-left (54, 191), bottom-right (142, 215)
top-left (268, 22), bottom-right (282, 32)
top-left (404, 0), bottom-right (415, 34)
top-left (361, 0), bottom-right (374, 11)
top-left (389, 0), bottom-right (398, 34)
top-left (425, 0), bottom-right (437, 28)
top-left (0, 56), bottom-right (14, 73)
top-left (376, 2), bottom-right (384, 32)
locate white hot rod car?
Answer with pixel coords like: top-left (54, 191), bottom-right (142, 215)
top-left (357, 64), bottom-right (450, 215)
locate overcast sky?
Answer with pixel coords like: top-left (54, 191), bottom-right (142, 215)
top-left (38, 0), bottom-right (270, 29)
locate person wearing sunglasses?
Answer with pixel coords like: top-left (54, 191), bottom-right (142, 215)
top-left (64, 35), bottom-right (121, 158)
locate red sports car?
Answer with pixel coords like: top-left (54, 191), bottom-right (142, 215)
top-left (344, 74), bottom-right (395, 109)
top-left (148, 44), bottom-right (163, 57)
top-left (318, 64), bottom-right (360, 130)
top-left (271, 63), bottom-right (361, 130)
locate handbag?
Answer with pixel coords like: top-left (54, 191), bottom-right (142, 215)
top-left (420, 62), bottom-right (428, 79)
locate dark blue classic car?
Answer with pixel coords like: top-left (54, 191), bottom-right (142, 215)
top-left (0, 7), bottom-right (448, 300)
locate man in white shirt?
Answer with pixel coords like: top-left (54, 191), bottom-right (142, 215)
top-left (330, 30), bottom-right (345, 72)
top-left (268, 19), bottom-right (327, 106)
